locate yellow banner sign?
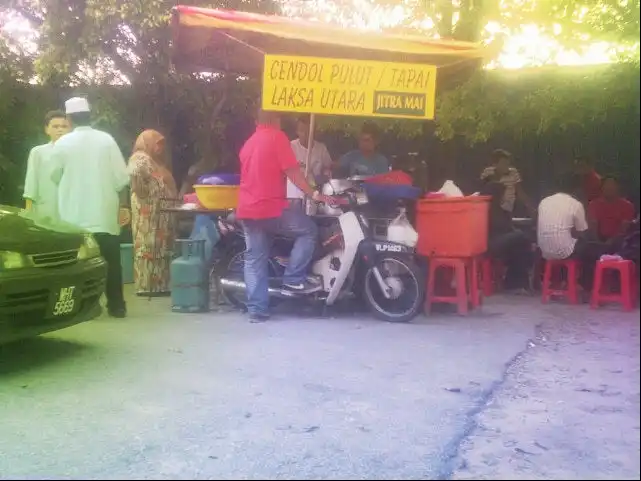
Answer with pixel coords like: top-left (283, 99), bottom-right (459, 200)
top-left (262, 55), bottom-right (437, 120)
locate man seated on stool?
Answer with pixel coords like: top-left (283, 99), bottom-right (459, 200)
top-left (537, 172), bottom-right (610, 292)
top-left (481, 181), bottom-right (532, 293)
top-left (588, 175), bottom-right (636, 242)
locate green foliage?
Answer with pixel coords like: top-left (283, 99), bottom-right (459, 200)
top-left (2, 0), bottom-right (276, 84)
top-left (0, 86), bottom-right (59, 204)
top-left (0, 39), bottom-right (34, 84)
top-left (311, 62), bottom-right (640, 144)
top-left (292, 0), bottom-right (640, 47)
top-left (435, 62), bottom-right (640, 143)
top-left (2, 0), bottom-right (640, 151)
top-left (280, 0), bottom-right (640, 143)
top-left (531, 0), bottom-right (640, 46)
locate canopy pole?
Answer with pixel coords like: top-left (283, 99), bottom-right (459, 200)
top-left (304, 113), bottom-right (317, 216)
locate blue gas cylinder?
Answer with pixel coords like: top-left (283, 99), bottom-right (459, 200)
top-left (170, 239), bottom-right (209, 313)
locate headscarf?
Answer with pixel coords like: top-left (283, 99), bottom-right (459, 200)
top-left (130, 129), bottom-right (176, 195)
top-left (133, 129), bottom-right (166, 165)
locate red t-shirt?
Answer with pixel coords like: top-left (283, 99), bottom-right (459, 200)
top-left (236, 124), bottom-right (299, 219)
top-left (588, 197), bottom-right (636, 240)
top-left (583, 170), bottom-right (602, 202)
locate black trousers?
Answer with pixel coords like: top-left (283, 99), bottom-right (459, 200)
top-left (488, 230), bottom-right (532, 290)
top-left (94, 233), bottom-right (126, 310)
top-left (571, 238), bottom-right (612, 291)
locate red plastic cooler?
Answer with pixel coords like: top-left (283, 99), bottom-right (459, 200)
top-left (416, 196), bottom-right (490, 258)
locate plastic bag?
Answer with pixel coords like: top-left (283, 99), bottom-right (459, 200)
top-left (197, 173), bottom-right (241, 186)
top-left (183, 193), bottom-right (200, 204)
top-left (437, 180), bottom-right (464, 198)
top-left (387, 208), bottom-right (419, 247)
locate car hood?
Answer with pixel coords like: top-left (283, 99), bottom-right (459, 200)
top-left (0, 205), bottom-right (85, 255)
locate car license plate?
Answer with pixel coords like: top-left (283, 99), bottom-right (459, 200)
top-left (50, 286), bottom-right (78, 317)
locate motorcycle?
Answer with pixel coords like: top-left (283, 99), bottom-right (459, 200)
top-left (215, 180), bottom-right (425, 323)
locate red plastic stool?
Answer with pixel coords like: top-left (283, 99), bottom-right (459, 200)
top-left (542, 259), bottom-right (580, 304)
top-left (481, 257), bottom-right (505, 296)
top-left (590, 259), bottom-right (637, 311)
top-left (425, 257), bottom-right (482, 315)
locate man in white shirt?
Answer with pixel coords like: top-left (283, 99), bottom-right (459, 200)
top-left (50, 97), bottom-right (131, 318)
top-left (287, 115), bottom-right (333, 209)
top-left (538, 172), bottom-right (608, 290)
top-left (23, 110), bottom-right (70, 221)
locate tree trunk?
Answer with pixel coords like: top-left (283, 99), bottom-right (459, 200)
top-left (436, 0), bottom-right (454, 38)
top-left (452, 0), bottom-right (498, 42)
top-left (201, 83), bottom-right (229, 165)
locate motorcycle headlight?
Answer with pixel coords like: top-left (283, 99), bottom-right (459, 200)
top-left (77, 234), bottom-right (101, 260)
top-left (0, 251), bottom-right (30, 270)
top-left (355, 191), bottom-right (369, 205)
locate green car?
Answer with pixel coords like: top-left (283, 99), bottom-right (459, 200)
top-left (0, 205), bottom-right (107, 344)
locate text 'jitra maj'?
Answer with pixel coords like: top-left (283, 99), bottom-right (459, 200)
top-left (267, 60), bottom-right (432, 112)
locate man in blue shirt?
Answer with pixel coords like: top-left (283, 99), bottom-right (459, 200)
top-left (337, 122), bottom-right (390, 177)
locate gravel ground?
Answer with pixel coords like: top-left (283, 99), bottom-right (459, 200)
top-left (0, 289), bottom-right (638, 480)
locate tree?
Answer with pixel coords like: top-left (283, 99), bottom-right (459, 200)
top-left (1, 0), bottom-right (273, 163)
top-left (286, 0), bottom-right (639, 50)
top-left (286, 0), bottom-right (640, 142)
top-left (527, 0), bottom-right (640, 48)
top-left (3, 0), bottom-right (640, 146)
top-left (435, 62), bottom-right (640, 143)
top-left (433, 0), bottom-right (640, 142)
top-left (284, 0), bottom-right (501, 41)
top-left (2, 0), bottom-right (275, 84)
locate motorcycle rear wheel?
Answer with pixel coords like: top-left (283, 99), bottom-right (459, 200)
top-left (218, 244), bottom-right (283, 311)
top-left (363, 254), bottom-right (425, 323)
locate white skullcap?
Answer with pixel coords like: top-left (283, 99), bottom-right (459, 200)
top-left (65, 97), bottom-right (91, 114)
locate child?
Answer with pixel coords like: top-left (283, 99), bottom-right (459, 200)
top-left (23, 110), bottom-right (70, 221)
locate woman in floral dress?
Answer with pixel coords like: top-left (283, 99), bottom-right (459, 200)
top-left (128, 130), bottom-right (178, 296)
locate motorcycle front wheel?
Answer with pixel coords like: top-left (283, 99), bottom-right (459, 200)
top-left (363, 254), bottom-right (425, 323)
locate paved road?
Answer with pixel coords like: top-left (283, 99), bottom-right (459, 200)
top-left (452, 302), bottom-right (640, 480)
top-left (0, 290), bottom-right (638, 480)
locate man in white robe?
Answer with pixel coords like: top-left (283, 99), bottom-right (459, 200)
top-left (50, 97), bottom-right (131, 318)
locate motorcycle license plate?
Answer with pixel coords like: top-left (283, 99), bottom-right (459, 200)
top-left (49, 286), bottom-right (78, 317)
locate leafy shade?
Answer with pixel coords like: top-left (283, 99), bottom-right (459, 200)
top-left (435, 62), bottom-right (640, 143)
top-left (2, 0), bottom-right (276, 85)
top-left (312, 62), bottom-right (639, 144)
top-left (2, 0), bottom-right (639, 148)
top-left (530, 0), bottom-right (641, 47)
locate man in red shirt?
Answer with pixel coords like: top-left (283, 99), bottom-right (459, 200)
top-left (588, 176), bottom-right (636, 241)
top-left (237, 109), bottom-right (333, 322)
top-left (574, 156), bottom-right (602, 203)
